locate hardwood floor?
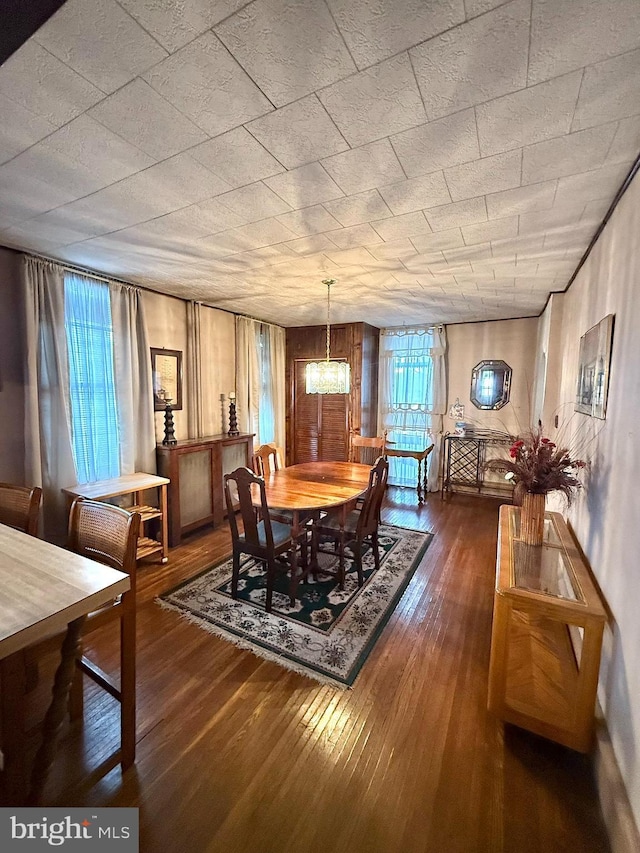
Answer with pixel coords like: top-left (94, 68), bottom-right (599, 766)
top-left (34, 490), bottom-right (610, 852)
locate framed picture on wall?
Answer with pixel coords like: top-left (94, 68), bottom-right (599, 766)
top-left (151, 348), bottom-right (183, 411)
top-left (575, 314), bottom-right (614, 419)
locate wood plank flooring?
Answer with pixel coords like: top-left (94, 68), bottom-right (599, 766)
top-left (32, 490), bottom-right (610, 852)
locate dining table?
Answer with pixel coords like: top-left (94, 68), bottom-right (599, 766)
top-left (251, 461), bottom-right (372, 579)
top-left (0, 523), bottom-right (130, 805)
top-left (256, 461), bottom-right (371, 520)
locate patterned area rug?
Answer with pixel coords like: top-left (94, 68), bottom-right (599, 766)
top-left (158, 524), bottom-right (433, 687)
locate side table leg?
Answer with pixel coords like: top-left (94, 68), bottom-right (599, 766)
top-left (160, 484), bottom-right (169, 564)
top-left (27, 616), bottom-right (85, 806)
top-left (417, 458), bottom-right (424, 504)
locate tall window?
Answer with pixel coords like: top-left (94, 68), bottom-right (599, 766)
top-left (64, 273), bottom-right (120, 483)
top-left (378, 326), bottom-right (447, 490)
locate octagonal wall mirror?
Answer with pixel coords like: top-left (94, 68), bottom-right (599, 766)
top-left (470, 360), bottom-right (512, 410)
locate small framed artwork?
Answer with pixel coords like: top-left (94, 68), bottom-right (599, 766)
top-left (151, 348), bottom-right (183, 411)
top-left (575, 314), bottom-right (615, 419)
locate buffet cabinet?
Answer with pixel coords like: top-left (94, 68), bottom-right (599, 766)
top-left (156, 433), bottom-right (253, 546)
top-left (488, 505), bottom-right (606, 752)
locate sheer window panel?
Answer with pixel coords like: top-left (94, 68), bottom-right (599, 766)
top-left (64, 273), bottom-right (120, 484)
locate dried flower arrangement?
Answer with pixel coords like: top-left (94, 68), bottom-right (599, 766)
top-left (487, 423), bottom-right (587, 504)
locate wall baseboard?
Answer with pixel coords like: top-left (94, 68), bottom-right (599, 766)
top-left (594, 722), bottom-right (640, 853)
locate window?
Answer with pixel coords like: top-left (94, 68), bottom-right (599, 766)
top-left (379, 327), bottom-right (446, 489)
top-left (64, 273), bottom-right (120, 483)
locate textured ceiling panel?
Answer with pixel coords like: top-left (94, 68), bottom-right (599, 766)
top-left (215, 0), bottom-right (356, 106)
top-left (1, 0), bottom-right (639, 327)
top-left (246, 96), bottom-right (348, 169)
top-left (119, 0), bottom-right (250, 53)
top-left (34, 0), bottom-right (168, 94)
top-left (143, 31), bottom-right (273, 136)
top-left (409, 0), bottom-right (530, 119)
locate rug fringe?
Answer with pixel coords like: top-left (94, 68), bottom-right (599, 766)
top-left (156, 598), bottom-right (349, 690)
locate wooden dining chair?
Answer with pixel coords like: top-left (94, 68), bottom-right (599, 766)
top-left (348, 431), bottom-right (388, 465)
top-left (251, 443), bottom-right (284, 477)
top-left (0, 482), bottom-right (42, 536)
top-left (66, 499), bottom-right (141, 771)
top-left (224, 467), bottom-right (309, 613)
top-left (311, 456), bottom-right (389, 588)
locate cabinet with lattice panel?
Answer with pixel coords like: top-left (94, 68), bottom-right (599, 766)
top-left (441, 432), bottom-right (514, 499)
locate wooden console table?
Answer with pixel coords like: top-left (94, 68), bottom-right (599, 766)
top-left (488, 505), bottom-right (606, 752)
top-left (156, 433), bottom-right (254, 546)
top-left (63, 472), bottom-right (169, 564)
top-left (386, 444), bottom-right (434, 503)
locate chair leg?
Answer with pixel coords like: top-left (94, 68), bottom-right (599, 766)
top-left (68, 661), bottom-right (84, 721)
top-left (265, 558), bottom-right (276, 613)
top-left (288, 540), bottom-right (299, 607)
top-left (353, 541), bottom-right (364, 587)
top-left (120, 594), bottom-right (136, 770)
top-left (338, 529), bottom-right (346, 589)
top-left (231, 549), bottom-right (240, 599)
top-left (372, 530), bottom-right (381, 573)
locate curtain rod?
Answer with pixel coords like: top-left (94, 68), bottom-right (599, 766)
top-left (18, 246), bottom-right (138, 289)
top-left (382, 324), bottom-right (444, 334)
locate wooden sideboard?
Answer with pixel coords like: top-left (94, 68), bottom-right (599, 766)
top-left (488, 505), bottom-right (606, 752)
top-left (156, 433), bottom-right (254, 546)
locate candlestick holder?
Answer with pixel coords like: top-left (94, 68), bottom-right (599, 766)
top-left (227, 398), bottom-right (239, 436)
top-left (162, 398), bottom-right (177, 446)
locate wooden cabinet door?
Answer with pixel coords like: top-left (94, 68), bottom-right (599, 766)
top-left (293, 360), bottom-right (348, 463)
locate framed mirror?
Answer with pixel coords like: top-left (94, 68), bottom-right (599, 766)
top-left (470, 360), bottom-right (512, 410)
top-left (151, 348), bottom-right (183, 411)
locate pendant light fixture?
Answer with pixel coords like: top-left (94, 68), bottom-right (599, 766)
top-left (305, 279), bottom-right (351, 394)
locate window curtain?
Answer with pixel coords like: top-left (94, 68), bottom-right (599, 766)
top-left (260, 322), bottom-right (286, 451)
top-left (186, 300), bottom-right (204, 438)
top-left (23, 257), bottom-right (155, 540)
top-left (23, 257), bottom-right (77, 542)
top-left (109, 282), bottom-right (156, 476)
top-left (378, 326), bottom-right (447, 491)
top-left (235, 316), bottom-right (286, 451)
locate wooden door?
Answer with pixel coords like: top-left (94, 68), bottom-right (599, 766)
top-left (293, 360), bottom-right (348, 463)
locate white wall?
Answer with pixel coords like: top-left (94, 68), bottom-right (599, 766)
top-left (446, 318), bottom-right (538, 436)
top-left (539, 173), bottom-right (640, 830)
top-left (143, 293), bottom-right (236, 443)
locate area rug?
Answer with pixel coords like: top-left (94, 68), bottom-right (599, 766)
top-left (158, 524), bottom-right (433, 688)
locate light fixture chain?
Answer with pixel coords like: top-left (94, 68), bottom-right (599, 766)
top-left (322, 278), bottom-right (335, 364)
top-left (326, 281), bottom-right (331, 362)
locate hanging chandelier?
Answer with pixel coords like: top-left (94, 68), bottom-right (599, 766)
top-left (305, 279), bottom-right (351, 395)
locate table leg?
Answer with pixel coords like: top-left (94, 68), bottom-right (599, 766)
top-left (337, 505), bottom-right (347, 589)
top-left (27, 616), bottom-right (85, 805)
top-left (423, 453), bottom-right (429, 499)
top-left (0, 652), bottom-right (28, 805)
top-left (160, 484), bottom-right (169, 564)
top-left (417, 458), bottom-right (424, 504)
top-left (288, 509), bottom-right (299, 606)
